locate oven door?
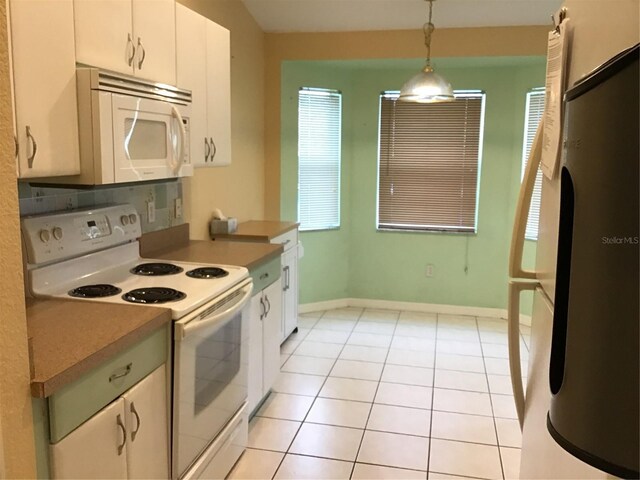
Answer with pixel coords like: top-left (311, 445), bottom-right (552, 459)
top-left (172, 278), bottom-right (252, 480)
top-left (109, 93), bottom-right (192, 183)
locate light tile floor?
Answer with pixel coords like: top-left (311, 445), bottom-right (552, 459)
top-left (229, 308), bottom-right (530, 480)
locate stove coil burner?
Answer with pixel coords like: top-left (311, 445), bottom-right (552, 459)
top-left (186, 267), bottom-right (229, 279)
top-left (122, 287), bottom-right (186, 304)
top-left (130, 263), bottom-right (184, 276)
top-left (69, 284), bottom-right (122, 298)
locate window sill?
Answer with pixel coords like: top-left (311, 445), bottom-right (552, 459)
top-left (376, 227), bottom-right (477, 236)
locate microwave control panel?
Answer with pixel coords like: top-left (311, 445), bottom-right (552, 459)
top-left (22, 204), bottom-right (141, 266)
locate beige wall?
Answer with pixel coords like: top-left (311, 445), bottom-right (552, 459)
top-left (177, 0), bottom-right (266, 239)
top-left (264, 25), bottom-right (549, 218)
top-left (0, 2), bottom-right (36, 478)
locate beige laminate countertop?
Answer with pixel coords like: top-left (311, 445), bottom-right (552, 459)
top-left (140, 224), bottom-right (283, 270)
top-left (211, 220), bottom-right (299, 242)
top-left (27, 298), bottom-right (171, 398)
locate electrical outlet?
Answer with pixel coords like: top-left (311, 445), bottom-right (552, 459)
top-left (147, 200), bottom-right (156, 223)
top-left (425, 264), bottom-right (434, 277)
top-left (174, 198), bottom-right (182, 219)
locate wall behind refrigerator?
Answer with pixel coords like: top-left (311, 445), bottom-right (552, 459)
top-left (281, 57), bottom-right (544, 310)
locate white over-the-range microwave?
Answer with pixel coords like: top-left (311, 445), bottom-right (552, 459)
top-left (45, 67), bottom-right (193, 185)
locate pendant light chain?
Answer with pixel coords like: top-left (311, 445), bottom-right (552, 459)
top-left (423, 0), bottom-right (435, 66)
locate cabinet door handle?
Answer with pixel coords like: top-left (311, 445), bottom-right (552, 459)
top-left (136, 37), bottom-right (146, 69)
top-left (126, 33), bottom-right (136, 66)
top-left (204, 137), bottom-right (211, 162)
top-left (109, 363), bottom-right (132, 382)
top-left (259, 297), bottom-right (265, 320)
top-left (265, 295), bottom-right (271, 315)
top-left (210, 137), bottom-right (217, 159)
top-left (116, 414), bottom-right (127, 455)
top-left (14, 134), bottom-right (19, 161)
top-left (26, 126), bottom-right (37, 168)
top-left (130, 402), bottom-right (141, 441)
top-left (283, 266), bottom-right (289, 291)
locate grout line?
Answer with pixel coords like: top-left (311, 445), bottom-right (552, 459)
top-left (257, 309), bottom-right (521, 480)
top-left (272, 309), bottom-right (366, 480)
top-left (348, 311), bottom-right (399, 479)
top-left (476, 316), bottom-right (507, 480)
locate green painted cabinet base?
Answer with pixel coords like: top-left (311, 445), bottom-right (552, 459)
top-left (48, 327), bottom-right (167, 443)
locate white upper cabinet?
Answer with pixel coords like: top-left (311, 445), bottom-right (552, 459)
top-left (204, 21), bottom-right (232, 166)
top-left (176, 4), bottom-right (208, 166)
top-left (176, 5), bottom-right (231, 167)
top-left (130, 0), bottom-right (176, 84)
top-left (74, 0), bottom-right (176, 85)
top-left (9, 0), bottom-right (81, 178)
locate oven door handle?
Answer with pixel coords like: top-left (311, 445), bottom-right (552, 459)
top-left (174, 280), bottom-right (253, 339)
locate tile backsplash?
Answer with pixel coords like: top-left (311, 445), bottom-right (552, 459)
top-left (18, 180), bottom-right (184, 234)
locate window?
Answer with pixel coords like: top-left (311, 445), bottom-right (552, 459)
top-left (377, 91), bottom-right (485, 233)
top-left (298, 88), bottom-right (341, 231)
top-left (522, 88), bottom-right (545, 240)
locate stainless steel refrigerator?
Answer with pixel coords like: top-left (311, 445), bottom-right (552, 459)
top-left (507, 1), bottom-right (639, 478)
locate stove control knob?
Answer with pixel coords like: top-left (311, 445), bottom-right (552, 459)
top-left (39, 229), bottom-right (51, 243)
top-left (52, 227), bottom-right (63, 240)
top-left (120, 215), bottom-right (130, 226)
top-left (128, 214), bottom-right (137, 224)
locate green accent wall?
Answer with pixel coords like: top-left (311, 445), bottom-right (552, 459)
top-left (281, 58), bottom-right (544, 312)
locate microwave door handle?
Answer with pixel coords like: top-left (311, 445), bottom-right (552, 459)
top-left (170, 105), bottom-right (187, 175)
top-left (175, 282), bottom-right (253, 339)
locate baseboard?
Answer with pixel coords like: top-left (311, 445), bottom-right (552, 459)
top-left (300, 297), bottom-right (533, 326)
top-left (299, 298), bottom-right (351, 313)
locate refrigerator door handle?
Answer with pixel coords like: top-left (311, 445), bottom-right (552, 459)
top-left (508, 279), bottom-right (539, 430)
top-left (509, 120), bottom-right (544, 280)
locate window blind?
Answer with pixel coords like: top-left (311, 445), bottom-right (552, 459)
top-left (298, 88), bottom-right (342, 231)
top-left (377, 91), bottom-right (485, 233)
top-left (522, 89), bottom-right (545, 240)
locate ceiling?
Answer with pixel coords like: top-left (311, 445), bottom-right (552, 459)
top-left (241, 0), bottom-right (563, 33)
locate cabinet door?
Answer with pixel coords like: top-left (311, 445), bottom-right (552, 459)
top-left (131, 0), bottom-right (176, 84)
top-left (74, 0), bottom-right (133, 75)
top-left (205, 21), bottom-right (232, 166)
top-left (176, 4), bottom-right (208, 166)
top-left (50, 398), bottom-right (128, 479)
top-left (281, 247), bottom-right (299, 341)
top-left (248, 293), bottom-right (264, 413)
top-left (122, 365), bottom-right (169, 479)
top-left (10, 0), bottom-right (80, 178)
top-left (263, 280), bottom-right (283, 395)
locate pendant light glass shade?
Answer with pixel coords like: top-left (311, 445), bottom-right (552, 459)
top-left (398, 64), bottom-right (454, 103)
top-left (399, 0), bottom-right (454, 103)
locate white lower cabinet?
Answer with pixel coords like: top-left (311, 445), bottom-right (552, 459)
top-left (49, 365), bottom-right (169, 479)
top-left (50, 398), bottom-right (128, 479)
top-left (281, 245), bottom-right (299, 342)
top-left (270, 229), bottom-right (299, 343)
top-left (248, 273), bottom-right (283, 414)
top-left (122, 366), bottom-right (169, 479)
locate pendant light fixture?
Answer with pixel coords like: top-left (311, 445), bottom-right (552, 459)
top-left (399, 0), bottom-right (454, 103)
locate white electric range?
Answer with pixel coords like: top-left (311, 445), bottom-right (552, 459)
top-left (21, 204), bottom-right (253, 480)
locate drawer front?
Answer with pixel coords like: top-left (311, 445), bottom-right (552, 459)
top-left (271, 229), bottom-right (298, 251)
top-left (48, 326), bottom-right (167, 443)
top-left (250, 255), bottom-right (281, 292)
